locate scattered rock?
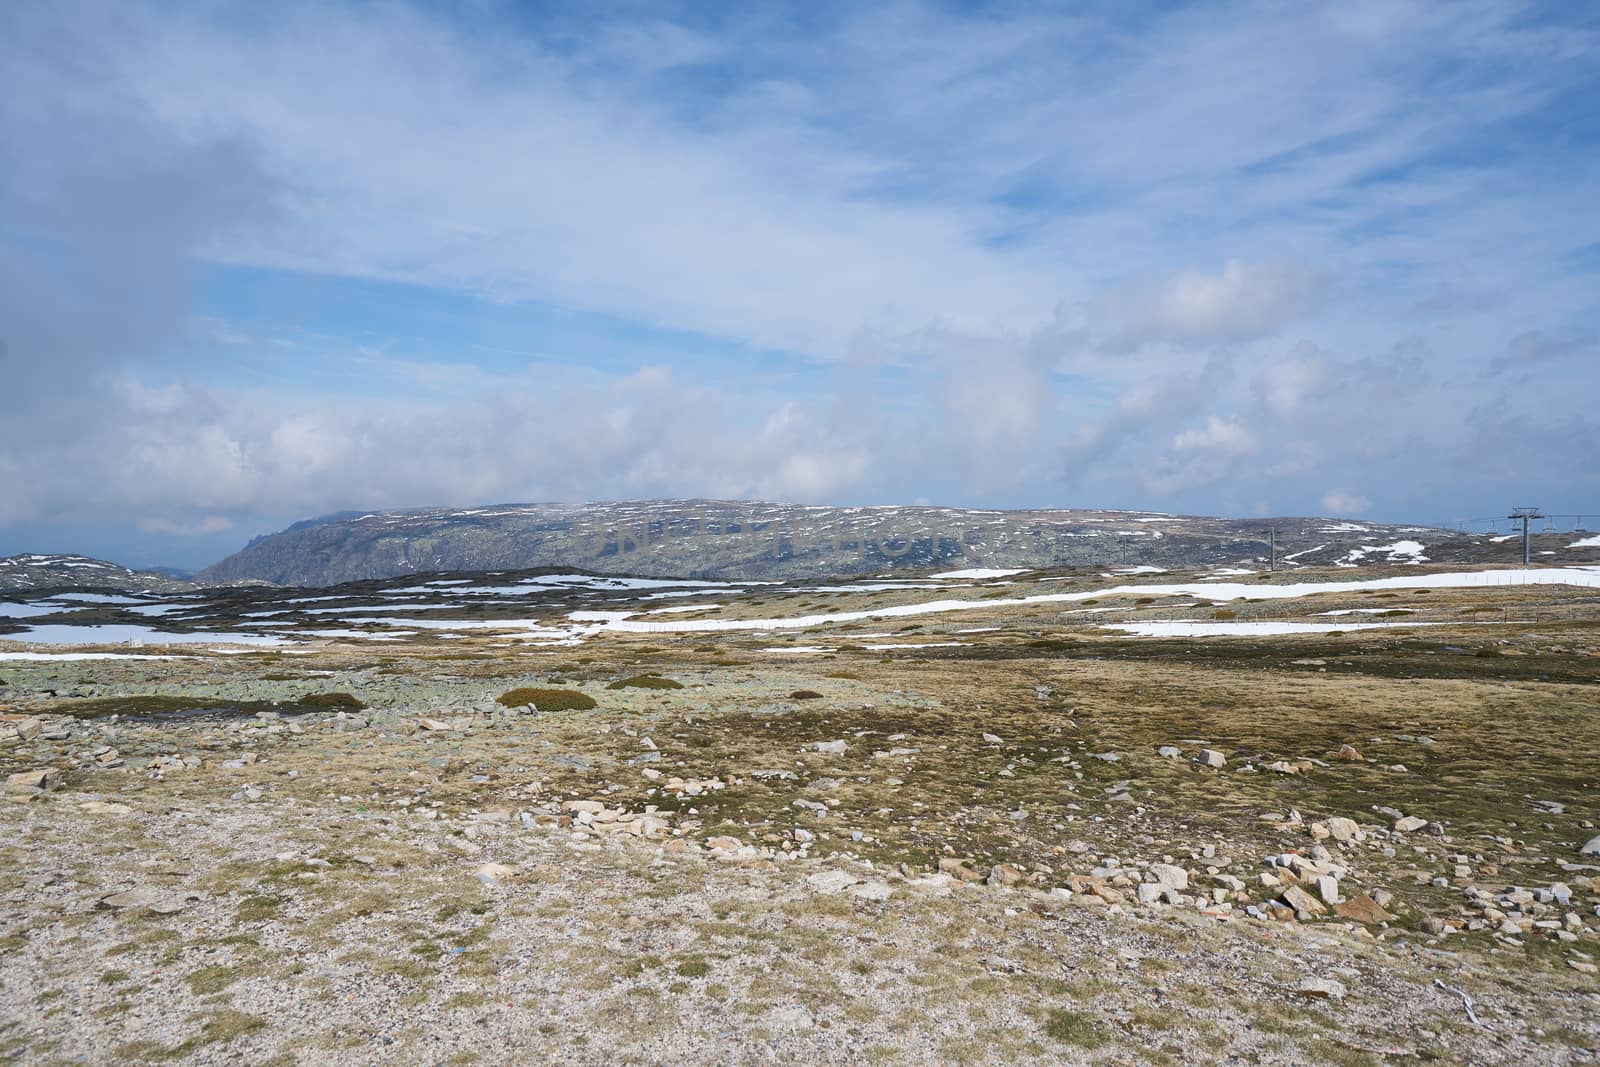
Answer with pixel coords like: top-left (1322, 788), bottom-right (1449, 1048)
top-left (2, 716), bottom-right (42, 741)
top-left (850, 881), bottom-right (894, 901)
top-left (810, 740), bottom-right (847, 754)
top-left (1332, 893), bottom-right (1395, 924)
top-left (5, 769), bottom-right (59, 793)
top-left (1149, 864), bottom-right (1189, 891)
top-left (1393, 815), bottom-right (1428, 833)
top-left (1281, 885), bottom-right (1327, 916)
top-left (1323, 817), bottom-right (1363, 844)
top-left (1293, 976), bottom-right (1347, 1000)
top-left (938, 858), bottom-right (984, 883)
top-left (99, 887), bottom-right (187, 915)
top-left (1195, 749), bottom-right (1226, 769)
top-left (1156, 746), bottom-right (1182, 758)
top-left (474, 862), bottom-right (518, 885)
top-left (986, 863), bottom-right (1022, 887)
top-left (806, 869), bottom-right (858, 895)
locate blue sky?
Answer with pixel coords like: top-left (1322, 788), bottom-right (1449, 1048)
top-left (1, 0), bottom-right (1597, 568)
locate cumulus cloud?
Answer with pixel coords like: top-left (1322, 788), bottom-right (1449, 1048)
top-left (1321, 490), bottom-right (1373, 515)
top-left (0, 0), bottom-right (1597, 561)
top-left (1106, 261), bottom-right (1327, 352)
top-left (1143, 416), bottom-right (1259, 495)
top-left (1171, 416), bottom-right (1258, 457)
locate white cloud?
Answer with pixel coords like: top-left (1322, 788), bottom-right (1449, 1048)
top-left (1257, 348), bottom-right (1328, 418)
top-left (0, 0), bottom-right (1597, 556)
top-left (1107, 261), bottom-right (1326, 351)
top-left (1171, 416), bottom-right (1258, 457)
top-left (1143, 415), bottom-right (1259, 495)
top-left (1321, 490), bottom-right (1373, 515)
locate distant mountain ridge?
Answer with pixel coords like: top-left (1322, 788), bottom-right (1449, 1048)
top-left (0, 554), bottom-right (198, 594)
top-left (193, 499), bottom-right (1517, 588)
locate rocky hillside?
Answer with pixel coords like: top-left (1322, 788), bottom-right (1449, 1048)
top-left (192, 499), bottom-right (1578, 588)
top-left (0, 554), bottom-right (197, 595)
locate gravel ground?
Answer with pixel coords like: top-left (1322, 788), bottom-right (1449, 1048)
top-left (3, 754), bottom-right (1598, 1065)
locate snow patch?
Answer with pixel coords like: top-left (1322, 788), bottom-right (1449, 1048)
top-left (1104, 621), bottom-right (1441, 637)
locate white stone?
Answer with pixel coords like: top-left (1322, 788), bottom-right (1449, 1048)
top-left (806, 870), bottom-right (858, 895)
top-left (1149, 863), bottom-right (1189, 891)
top-left (1324, 817), bottom-right (1362, 843)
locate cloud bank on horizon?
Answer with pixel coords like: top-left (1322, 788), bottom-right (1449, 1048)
top-left (1, 0), bottom-right (1596, 566)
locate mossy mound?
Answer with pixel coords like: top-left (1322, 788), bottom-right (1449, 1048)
top-left (789, 690), bottom-right (824, 700)
top-left (606, 675), bottom-right (684, 691)
top-left (496, 687), bottom-right (597, 712)
top-left (301, 692), bottom-right (365, 711)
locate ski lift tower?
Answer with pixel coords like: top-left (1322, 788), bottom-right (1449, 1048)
top-left (1508, 506), bottom-right (1544, 566)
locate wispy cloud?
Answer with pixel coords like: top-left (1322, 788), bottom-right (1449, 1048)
top-left (1, 0), bottom-right (1597, 561)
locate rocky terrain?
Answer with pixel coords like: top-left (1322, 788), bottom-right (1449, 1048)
top-left (195, 499), bottom-right (1590, 588)
top-left (0, 555), bottom-right (197, 596)
top-left (3, 561), bottom-right (1600, 1064)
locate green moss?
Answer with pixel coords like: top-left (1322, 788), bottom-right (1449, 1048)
top-left (235, 895), bottom-right (282, 923)
top-left (676, 956), bottom-right (712, 978)
top-left (185, 965), bottom-right (240, 994)
top-left (170, 1010), bottom-right (266, 1056)
top-left (1043, 1009), bottom-right (1108, 1048)
top-left (495, 687), bottom-right (597, 712)
top-left (606, 675), bottom-right (684, 691)
top-left (301, 692), bottom-right (365, 710)
top-left (789, 690), bottom-right (824, 701)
